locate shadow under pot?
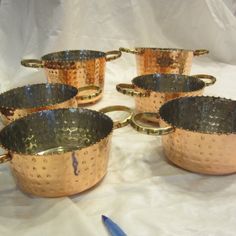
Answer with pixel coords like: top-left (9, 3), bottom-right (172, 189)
top-left (131, 96), bottom-right (236, 175)
top-left (21, 49), bottom-right (121, 105)
top-left (116, 73), bottom-right (216, 119)
top-left (0, 83), bottom-right (101, 124)
top-left (0, 106), bottom-right (132, 197)
top-left (120, 47), bottom-right (209, 75)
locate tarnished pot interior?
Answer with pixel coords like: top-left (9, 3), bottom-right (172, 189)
top-left (42, 50), bottom-right (107, 105)
top-left (159, 96), bottom-right (236, 175)
top-left (0, 108), bottom-right (114, 197)
top-left (0, 83), bottom-right (78, 124)
top-left (133, 48), bottom-right (199, 76)
top-left (133, 74), bottom-right (205, 114)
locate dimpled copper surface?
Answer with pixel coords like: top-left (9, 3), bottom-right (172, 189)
top-left (134, 48), bottom-right (194, 75)
top-left (0, 108), bottom-right (113, 197)
top-left (43, 50), bottom-right (106, 104)
top-left (133, 74), bottom-right (204, 114)
top-left (0, 83), bottom-right (78, 124)
top-left (159, 96), bottom-right (236, 175)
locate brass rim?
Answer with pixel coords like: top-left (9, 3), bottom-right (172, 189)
top-left (99, 105), bottom-right (133, 129)
top-left (105, 50), bottom-right (122, 61)
top-left (131, 112), bottom-right (174, 135)
top-left (77, 85), bottom-right (102, 100)
top-left (116, 84), bottom-right (150, 97)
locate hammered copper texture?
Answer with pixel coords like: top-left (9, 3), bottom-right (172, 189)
top-left (10, 135), bottom-right (112, 197)
top-left (44, 58), bottom-right (105, 105)
top-left (0, 84), bottom-right (78, 125)
top-left (159, 96), bottom-right (236, 175)
top-left (0, 108), bottom-right (115, 197)
top-left (135, 48), bottom-right (193, 75)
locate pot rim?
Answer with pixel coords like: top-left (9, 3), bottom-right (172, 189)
top-left (0, 83), bottom-right (78, 110)
top-left (159, 96), bottom-right (236, 135)
top-left (131, 73), bottom-right (206, 94)
top-left (0, 108), bottom-right (114, 157)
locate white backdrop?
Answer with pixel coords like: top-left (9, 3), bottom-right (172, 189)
top-left (0, 0), bottom-right (236, 235)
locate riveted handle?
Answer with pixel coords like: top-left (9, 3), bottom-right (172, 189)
top-left (0, 152), bottom-right (12, 164)
top-left (99, 105), bottom-right (133, 129)
top-left (21, 59), bottom-right (44, 68)
top-left (193, 74), bottom-right (216, 86)
top-left (193, 49), bottom-right (209, 56)
top-left (116, 84), bottom-right (150, 97)
top-left (105, 50), bottom-right (122, 62)
top-left (131, 112), bottom-right (174, 135)
top-left (77, 85), bottom-right (102, 101)
top-left (119, 47), bottom-right (141, 55)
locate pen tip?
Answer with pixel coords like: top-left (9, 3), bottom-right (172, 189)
top-left (102, 215), bottom-right (108, 222)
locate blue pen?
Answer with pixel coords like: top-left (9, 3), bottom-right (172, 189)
top-left (102, 215), bottom-right (127, 236)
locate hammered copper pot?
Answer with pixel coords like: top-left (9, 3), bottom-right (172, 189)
top-left (131, 96), bottom-right (236, 175)
top-left (0, 83), bottom-right (101, 125)
top-left (0, 106), bottom-right (132, 197)
top-left (116, 73), bottom-right (216, 115)
top-left (120, 47), bottom-right (209, 75)
top-left (21, 49), bottom-right (121, 105)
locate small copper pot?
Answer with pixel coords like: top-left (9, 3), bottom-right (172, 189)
top-left (0, 83), bottom-right (100, 124)
top-left (116, 73), bottom-right (216, 115)
top-left (0, 106), bottom-right (132, 197)
top-left (131, 96), bottom-right (236, 175)
top-left (21, 49), bottom-right (121, 105)
top-left (120, 47), bottom-right (209, 75)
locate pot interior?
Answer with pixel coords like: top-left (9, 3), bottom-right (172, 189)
top-left (0, 84), bottom-right (77, 109)
top-left (0, 108), bottom-right (113, 155)
top-left (159, 96), bottom-right (236, 134)
top-left (132, 74), bottom-right (204, 93)
top-left (42, 50), bottom-right (105, 61)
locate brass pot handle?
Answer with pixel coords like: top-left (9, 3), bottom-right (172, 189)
top-left (77, 85), bottom-right (102, 101)
top-left (193, 49), bottom-right (209, 56)
top-left (131, 112), bottom-right (174, 135)
top-left (105, 50), bottom-right (122, 62)
top-left (192, 74), bottom-right (216, 86)
top-left (119, 47), bottom-right (140, 55)
top-left (21, 59), bottom-right (44, 68)
top-left (0, 152), bottom-right (12, 164)
top-left (99, 105), bottom-right (133, 129)
top-left (116, 84), bottom-right (150, 97)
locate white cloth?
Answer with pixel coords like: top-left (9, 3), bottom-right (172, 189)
top-left (0, 0), bottom-right (236, 235)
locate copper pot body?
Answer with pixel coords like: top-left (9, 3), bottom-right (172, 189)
top-left (21, 50), bottom-right (121, 105)
top-left (120, 47), bottom-right (209, 75)
top-left (131, 96), bottom-right (236, 175)
top-left (0, 106), bottom-right (132, 197)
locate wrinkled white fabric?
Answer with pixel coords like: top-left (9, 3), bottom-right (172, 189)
top-left (0, 0), bottom-right (236, 235)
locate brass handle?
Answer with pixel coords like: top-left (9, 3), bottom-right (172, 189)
top-left (131, 112), bottom-right (174, 135)
top-left (99, 105), bottom-right (133, 129)
top-left (105, 50), bottom-right (122, 62)
top-left (116, 84), bottom-right (150, 97)
top-left (119, 47), bottom-right (141, 55)
top-left (0, 153), bottom-right (12, 164)
top-left (77, 85), bottom-right (102, 101)
top-left (193, 49), bottom-right (209, 56)
top-left (21, 59), bottom-right (44, 68)
top-left (193, 74), bottom-right (216, 86)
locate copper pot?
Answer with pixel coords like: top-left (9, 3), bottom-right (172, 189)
top-left (131, 96), bottom-right (236, 175)
top-left (120, 47), bottom-right (209, 75)
top-left (116, 74), bottom-right (216, 116)
top-left (21, 49), bottom-right (121, 105)
top-left (0, 106), bottom-right (132, 197)
top-left (0, 83), bottom-right (101, 124)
